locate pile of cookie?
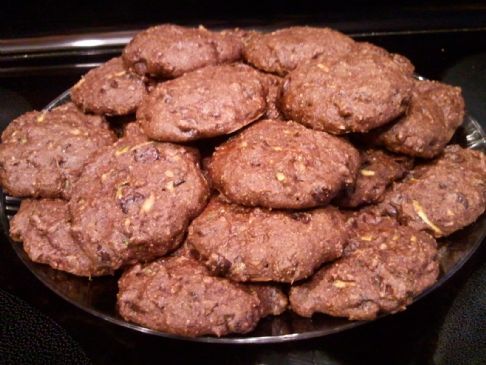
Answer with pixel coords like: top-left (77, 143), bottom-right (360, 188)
top-left (1, 24), bottom-right (485, 338)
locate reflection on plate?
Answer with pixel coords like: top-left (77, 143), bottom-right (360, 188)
top-left (1, 89), bottom-right (485, 344)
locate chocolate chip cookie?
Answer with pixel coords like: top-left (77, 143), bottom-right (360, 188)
top-left (290, 215), bottom-right (439, 320)
top-left (243, 26), bottom-right (355, 76)
top-left (122, 24), bottom-right (242, 78)
top-left (188, 197), bottom-right (347, 282)
top-left (368, 79), bottom-right (465, 158)
top-left (374, 145), bottom-right (486, 237)
top-left (281, 42), bottom-right (414, 134)
top-left (10, 199), bottom-right (111, 277)
top-left (137, 63), bottom-right (266, 142)
top-left (208, 119), bottom-right (360, 209)
top-left (69, 138), bottom-right (209, 271)
top-left (71, 57), bottom-right (147, 116)
top-left (0, 103), bottom-right (116, 198)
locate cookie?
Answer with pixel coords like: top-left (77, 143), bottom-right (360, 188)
top-left (280, 42), bottom-right (414, 134)
top-left (117, 256), bottom-right (279, 336)
top-left (122, 24), bottom-right (242, 78)
top-left (71, 57), bottom-right (147, 116)
top-left (247, 284), bottom-right (288, 316)
top-left (0, 103), bottom-right (116, 199)
top-left (121, 121), bottom-right (150, 142)
top-left (289, 215), bottom-right (439, 320)
top-left (335, 148), bottom-right (413, 208)
top-left (260, 73), bottom-right (284, 120)
top-left (10, 199), bottom-right (111, 277)
top-left (374, 145), bottom-right (486, 237)
top-left (69, 138), bottom-right (209, 272)
top-left (355, 41), bottom-right (415, 76)
top-left (187, 197), bottom-right (347, 282)
top-left (137, 63), bottom-right (266, 142)
top-left (208, 119), bottom-right (360, 209)
top-left (368, 79), bottom-right (465, 158)
top-left (243, 26), bottom-right (355, 76)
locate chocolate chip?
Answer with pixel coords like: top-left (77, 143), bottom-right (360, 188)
top-left (456, 193), bottom-right (469, 209)
top-left (187, 247), bottom-right (202, 261)
top-left (118, 191), bottom-right (145, 213)
top-left (361, 159), bottom-right (372, 169)
top-left (96, 245), bottom-right (111, 263)
top-left (208, 253), bottom-right (232, 276)
top-left (178, 126), bottom-right (198, 137)
top-left (58, 157), bottom-right (67, 168)
top-left (62, 143), bottom-right (72, 153)
top-left (342, 183), bottom-right (356, 196)
top-left (128, 302), bottom-right (147, 314)
top-left (290, 212), bottom-right (311, 224)
top-left (133, 145), bottom-right (160, 162)
top-left (311, 186), bottom-right (331, 204)
top-left (397, 215), bottom-right (410, 225)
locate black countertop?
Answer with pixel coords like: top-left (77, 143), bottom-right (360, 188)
top-left (0, 11), bottom-right (485, 364)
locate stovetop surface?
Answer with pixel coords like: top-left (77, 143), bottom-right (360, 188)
top-left (0, 13), bottom-right (485, 365)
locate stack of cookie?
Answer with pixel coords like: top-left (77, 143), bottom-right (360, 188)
top-left (1, 24), bottom-right (485, 338)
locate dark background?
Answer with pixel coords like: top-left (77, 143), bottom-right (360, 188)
top-left (0, 1), bottom-right (485, 364)
top-left (1, 0), bottom-right (485, 37)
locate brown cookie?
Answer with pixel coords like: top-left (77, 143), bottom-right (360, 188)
top-left (122, 24), bottom-right (242, 78)
top-left (368, 79), bottom-right (465, 158)
top-left (289, 216), bottom-right (439, 320)
top-left (230, 28), bottom-right (260, 44)
top-left (69, 138), bottom-right (209, 272)
top-left (117, 256), bottom-right (277, 337)
top-left (208, 119), bottom-right (360, 209)
top-left (10, 199), bottom-right (111, 277)
top-left (355, 42), bottom-right (415, 76)
top-left (121, 121), bottom-right (150, 142)
top-left (247, 284), bottom-right (288, 316)
top-left (415, 79), bottom-right (464, 129)
top-left (71, 57), bottom-right (147, 116)
top-left (243, 26), bottom-right (355, 76)
top-left (260, 73), bottom-right (284, 120)
top-left (335, 148), bottom-right (413, 208)
top-left (187, 197), bottom-right (347, 283)
top-left (0, 103), bottom-right (116, 199)
top-left (374, 145), bottom-right (486, 237)
top-left (137, 64), bottom-right (266, 142)
top-left (280, 42), bottom-right (414, 134)
top-left (169, 239), bottom-right (289, 316)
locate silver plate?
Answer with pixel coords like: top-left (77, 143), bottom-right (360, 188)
top-left (1, 88), bottom-right (485, 344)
